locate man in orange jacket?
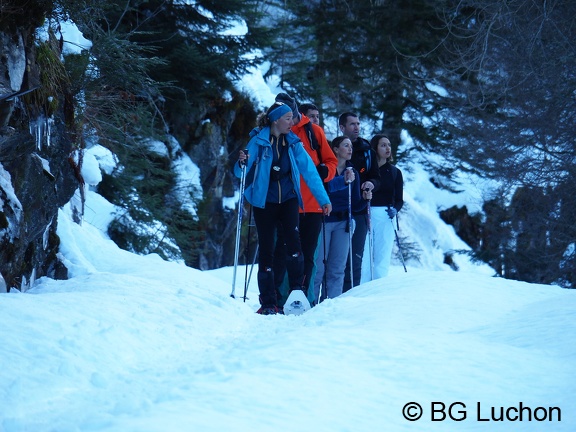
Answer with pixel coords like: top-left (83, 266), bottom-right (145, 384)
top-left (299, 102), bottom-right (321, 126)
top-left (273, 93), bottom-right (338, 303)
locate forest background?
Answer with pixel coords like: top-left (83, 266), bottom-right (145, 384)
top-left (1, 0), bottom-right (574, 288)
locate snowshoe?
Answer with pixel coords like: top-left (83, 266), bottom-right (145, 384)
top-left (283, 289), bottom-right (311, 316)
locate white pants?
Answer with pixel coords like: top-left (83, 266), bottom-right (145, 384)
top-left (361, 206), bottom-right (395, 283)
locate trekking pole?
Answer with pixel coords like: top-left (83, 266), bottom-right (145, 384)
top-left (231, 150), bottom-right (248, 298)
top-left (318, 213), bottom-right (328, 304)
top-left (243, 208), bottom-right (257, 301)
top-left (346, 167), bottom-right (354, 287)
top-left (391, 217), bottom-right (407, 272)
top-left (366, 198), bottom-right (374, 281)
top-left (242, 205), bottom-right (253, 300)
top-left (243, 242), bottom-right (258, 302)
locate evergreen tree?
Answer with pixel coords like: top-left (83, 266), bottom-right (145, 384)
top-left (272, 0), bottom-right (575, 285)
top-left (269, 0), bottom-right (449, 156)
top-left (54, 0), bottom-right (270, 267)
top-left (434, 0), bottom-right (576, 286)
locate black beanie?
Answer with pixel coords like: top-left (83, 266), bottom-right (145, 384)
top-left (275, 93), bottom-right (299, 120)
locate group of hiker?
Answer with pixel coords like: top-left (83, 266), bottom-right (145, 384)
top-left (233, 93), bottom-right (404, 315)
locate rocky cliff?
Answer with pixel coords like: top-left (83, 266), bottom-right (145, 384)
top-left (1, 7), bottom-right (79, 291)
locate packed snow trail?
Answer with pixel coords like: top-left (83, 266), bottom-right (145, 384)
top-left (1, 213), bottom-right (575, 431)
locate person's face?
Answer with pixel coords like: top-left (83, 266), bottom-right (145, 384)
top-left (333, 138), bottom-right (353, 161)
top-left (339, 116), bottom-right (360, 141)
top-left (274, 112), bottom-right (294, 134)
top-left (377, 137), bottom-right (392, 160)
top-left (306, 109), bottom-right (320, 125)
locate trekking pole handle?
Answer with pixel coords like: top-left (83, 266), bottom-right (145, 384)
top-left (345, 166), bottom-right (354, 184)
top-left (239, 148), bottom-right (249, 167)
top-left (362, 187), bottom-right (372, 201)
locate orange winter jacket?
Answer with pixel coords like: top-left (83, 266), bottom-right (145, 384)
top-left (292, 114), bottom-right (338, 213)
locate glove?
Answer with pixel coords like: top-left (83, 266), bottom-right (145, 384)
top-left (386, 207), bottom-right (397, 219)
top-left (316, 164), bottom-right (329, 180)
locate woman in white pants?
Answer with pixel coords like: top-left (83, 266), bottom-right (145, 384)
top-left (362, 134), bottom-right (403, 281)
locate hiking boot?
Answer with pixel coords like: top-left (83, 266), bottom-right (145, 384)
top-left (256, 305), bottom-right (283, 315)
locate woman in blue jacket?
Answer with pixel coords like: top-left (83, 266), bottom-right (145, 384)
top-left (235, 102), bottom-right (332, 315)
top-left (313, 136), bottom-right (372, 303)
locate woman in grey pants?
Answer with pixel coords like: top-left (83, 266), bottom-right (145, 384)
top-left (313, 136), bottom-right (372, 303)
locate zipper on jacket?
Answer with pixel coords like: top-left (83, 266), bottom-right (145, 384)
top-left (272, 134), bottom-right (284, 203)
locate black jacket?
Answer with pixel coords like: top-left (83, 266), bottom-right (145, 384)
top-left (350, 137), bottom-right (380, 215)
top-left (350, 137), bottom-right (381, 191)
top-left (371, 162), bottom-right (403, 212)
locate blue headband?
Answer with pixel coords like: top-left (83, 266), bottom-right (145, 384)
top-left (267, 104), bottom-right (291, 122)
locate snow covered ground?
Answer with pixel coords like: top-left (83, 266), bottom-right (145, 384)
top-left (1, 18), bottom-right (574, 432)
top-left (1, 189), bottom-right (575, 431)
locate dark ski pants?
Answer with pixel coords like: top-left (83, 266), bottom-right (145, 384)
top-left (273, 212), bottom-right (323, 296)
top-left (254, 198), bottom-right (304, 306)
top-left (343, 213), bottom-right (368, 292)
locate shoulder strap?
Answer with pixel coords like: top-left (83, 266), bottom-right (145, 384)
top-left (364, 149), bottom-right (371, 171)
top-left (304, 122), bottom-right (319, 150)
top-left (358, 138), bottom-right (373, 171)
top-left (304, 122), bottom-right (321, 164)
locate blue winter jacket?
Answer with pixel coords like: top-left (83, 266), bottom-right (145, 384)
top-left (324, 163), bottom-right (367, 223)
top-left (234, 126), bottom-right (330, 210)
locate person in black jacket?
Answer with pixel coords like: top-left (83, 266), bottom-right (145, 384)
top-left (361, 134), bottom-right (404, 281)
top-left (338, 112), bottom-right (381, 292)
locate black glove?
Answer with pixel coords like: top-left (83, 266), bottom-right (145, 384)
top-left (386, 207), bottom-right (397, 219)
top-left (316, 164), bottom-right (329, 180)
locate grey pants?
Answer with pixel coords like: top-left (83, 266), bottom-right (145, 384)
top-left (313, 220), bottom-right (353, 302)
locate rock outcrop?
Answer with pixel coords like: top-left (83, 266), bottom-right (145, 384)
top-left (1, 11), bottom-right (79, 291)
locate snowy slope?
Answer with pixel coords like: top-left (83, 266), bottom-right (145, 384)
top-left (1, 207), bottom-right (575, 432)
top-left (1, 20), bottom-right (574, 432)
